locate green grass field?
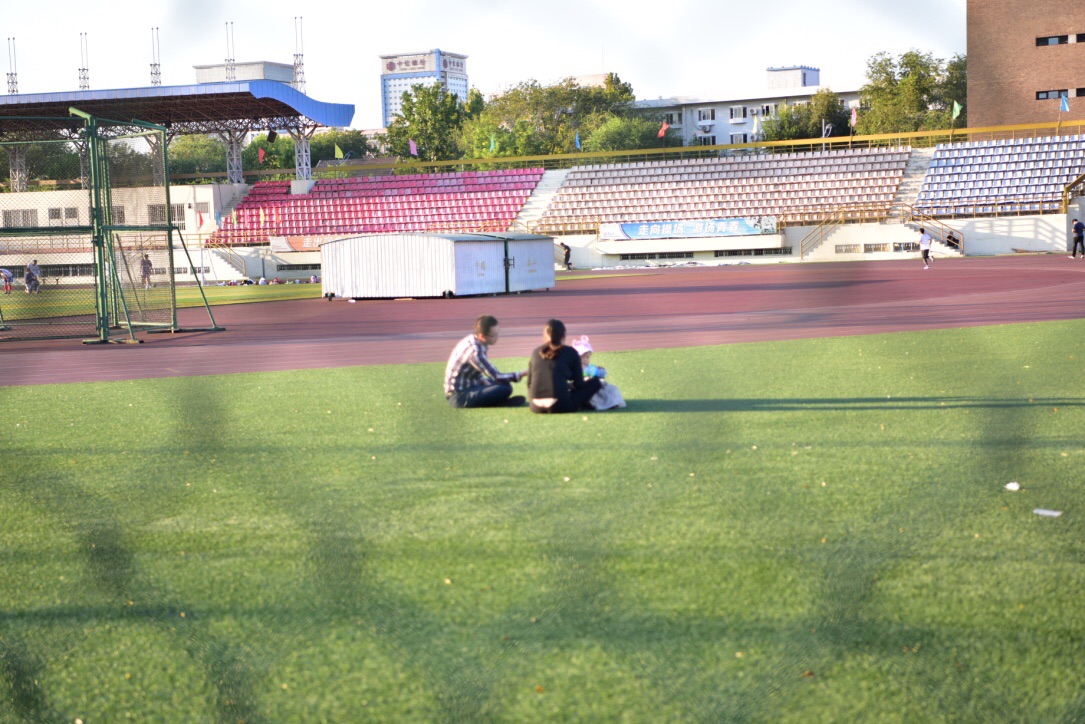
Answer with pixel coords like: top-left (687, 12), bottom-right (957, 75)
top-left (2, 320), bottom-right (1084, 721)
top-left (2, 277), bottom-right (598, 322)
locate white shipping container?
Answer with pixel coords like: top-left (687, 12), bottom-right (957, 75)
top-left (321, 233), bottom-right (555, 299)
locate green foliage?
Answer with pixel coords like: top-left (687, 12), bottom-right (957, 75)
top-left (385, 83), bottom-right (467, 162)
top-left (461, 73), bottom-right (639, 158)
top-left (243, 133), bottom-right (295, 170)
top-left (168, 135), bottom-right (227, 176)
top-left (760, 89), bottom-right (850, 141)
top-left (310, 129), bottom-right (375, 164)
top-left (857, 50), bottom-right (967, 134)
top-left (0, 141), bottom-right (83, 184)
top-left (581, 115), bottom-right (674, 152)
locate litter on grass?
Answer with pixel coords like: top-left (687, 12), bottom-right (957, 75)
top-left (1005, 482), bottom-right (1021, 491)
top-left (1033, 509), bottom-right (1062, 517)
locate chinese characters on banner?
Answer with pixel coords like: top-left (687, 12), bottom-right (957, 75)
top-left (598, 217), bottom-right (778, 241)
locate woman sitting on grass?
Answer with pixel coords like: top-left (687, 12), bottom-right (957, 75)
top-left (527, 319), bottom-right (603, 414)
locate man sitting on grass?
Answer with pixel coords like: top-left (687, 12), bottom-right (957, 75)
top-left (444, 315), bottom-right (527, 408)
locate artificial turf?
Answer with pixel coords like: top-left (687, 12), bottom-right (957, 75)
top-left (1, 319), bottom-right (1083, 721)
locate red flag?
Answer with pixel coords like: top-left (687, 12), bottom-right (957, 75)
top-left (658, 121), bottom-right (670, 138)
top-left (258, 147), bottom-right (266, 164)
top-left (197, 210), bottom-right (205, 229)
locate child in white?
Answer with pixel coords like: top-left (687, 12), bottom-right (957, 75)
top-left (570, 336), bottom-right (626, 410)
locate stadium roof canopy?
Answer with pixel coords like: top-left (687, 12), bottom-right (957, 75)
top-left (0, 80), bottom-right (354, 138)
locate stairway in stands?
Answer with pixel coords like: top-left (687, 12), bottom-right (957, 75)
top-left (511, 169), bottom-right (569, 232)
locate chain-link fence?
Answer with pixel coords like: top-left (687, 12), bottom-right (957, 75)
top-left (0, 114), bottom-right (178, 342)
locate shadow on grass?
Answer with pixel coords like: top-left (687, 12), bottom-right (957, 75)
top-left (623, 397), bottom-right (1085, 413)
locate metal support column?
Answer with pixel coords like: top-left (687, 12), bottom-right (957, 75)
top-left (218, 129), bottom-right (247, 184)
top-left (8, 144), bottom-right (28, 192)
top-left (289, 125), bottom-right (316, 181)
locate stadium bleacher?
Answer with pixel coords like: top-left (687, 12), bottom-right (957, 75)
top-left (211, 168), bottom-right (545, 245)
top-left (915, 135), bottom-right (1085, 216)
top-left (534, 147), bottom-right (911, 234)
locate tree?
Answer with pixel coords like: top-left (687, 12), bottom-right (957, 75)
top-left (806, 88), bottom-right (850, 138)
top-left (856, 50), bottom-right (966, 134)
top-left (243, 133), bottom-right (295, 170)
top-left (310, 129), bottom-right (375, 163)
top-left (759, 102), bottom-right (812, 142)
top-left (582, 116), bottom-right (679, 152)
top-left (169, 134), bottom-right (227, 176)
top-left (385, 82), bottom-right (467, 161)
top-left (460, 73), bottom-right (638, 158)
top-left (759, 89), bottom-right (849, 141)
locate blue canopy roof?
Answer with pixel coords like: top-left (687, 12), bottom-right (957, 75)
top-left (0, 80), bottom-right (354, 133)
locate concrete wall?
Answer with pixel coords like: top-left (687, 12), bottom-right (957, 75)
top-left (949, 214), bottom-right (1069, 255)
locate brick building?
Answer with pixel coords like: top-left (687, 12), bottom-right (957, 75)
top-left (967, 0), bottom-right (1085, 127)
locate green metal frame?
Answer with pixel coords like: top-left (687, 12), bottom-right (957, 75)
top-left (60, 108), bottom-right (222, 343)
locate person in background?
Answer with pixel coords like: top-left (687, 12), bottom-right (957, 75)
top-left (558, 242), bottom-right (572, 270)
top-left (1071, 218), bottom-right (1084, 258)
top-left (0, 267), bottom-right (12, 294)
top-left (570, 335), bottom-right (626, 410)
top-left (918, 227), bottom-right (933, 269)
top-left (27, 259), bottom-right (43, 290)
top-left (444, 315), bottom-right (527, 408)
top-left (24, 267), bottom-right (39, 293)
top-left (140, 254), bottom-right (154, 290)
top-left (527, 319), bottom-right (602, 414)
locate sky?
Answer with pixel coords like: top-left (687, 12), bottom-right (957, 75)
top-left (2, 0), bottom-right (967, 130)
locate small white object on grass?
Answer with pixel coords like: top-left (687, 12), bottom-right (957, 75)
top-left (1033, 509), bottom-right (1062, 517)
top-left (1005, 482), bottom-right (1020, 491)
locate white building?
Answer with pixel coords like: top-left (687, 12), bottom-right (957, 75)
top-left (379, 49), bottom-right (468, 128)
top-left (193, 61), bottom-right (296, 84)
top-left (634, 66), bottom-right (860, 147)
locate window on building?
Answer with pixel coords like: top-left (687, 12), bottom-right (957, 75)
top-left (664, 112), bottom-right (682, 125)
top-left (1036, 89), bottom-right (1069, 100)
top-left (65, 207), bottom-right (79, 220)
top-left (3, 209), bottom-right (38, 227)
top-left (697, 136), bottom-right (716, 146)
top-left (697, 108), bottom-right (716, 122)
top-left (148, 203), bottom-right (187, 229)
top-left (1036, 35), bottom-right (1069, 46)
top-left (761, 104), bottom-right (775, 117)
top-left (730, 133), bottom-right (748, 144)
top-left (196, 202), bottom-right (210, 215)
top-left (112, 206), bottom-right (126, 224)
top-left (729, 106), bottom-right (747, 120)
top-left (48, 208), bottom-right (63, 222)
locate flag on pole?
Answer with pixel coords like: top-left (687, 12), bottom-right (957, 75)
top-left (334, 144), bottom-right (344, 159)
top-left (258, 147), bottom-right (266, 164)
top-left (952, 101), bottom-right (962, 120)
top-left (658, 121), bottom-right (670, 138)
top-left (489, 134), bottom-right (496, 152)
top-left (197, 210), bottom-right (205, 229)
top-left (1061, 96), bottom-right (1070, 113)
top-left (850, 107), bottom-right (858, 127)
top-left (575, 131), bottom-right (581, 150)
top-left (409, 139), bottom-right (418, 156)
top-left (752, 113), bottom-right (760, 136)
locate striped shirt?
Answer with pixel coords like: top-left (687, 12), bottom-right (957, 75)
top-left (444, 334), bottom-right (516, 398)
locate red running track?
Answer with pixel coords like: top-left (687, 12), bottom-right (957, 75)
top-left (2, 256), bottom-right (1085, 387)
